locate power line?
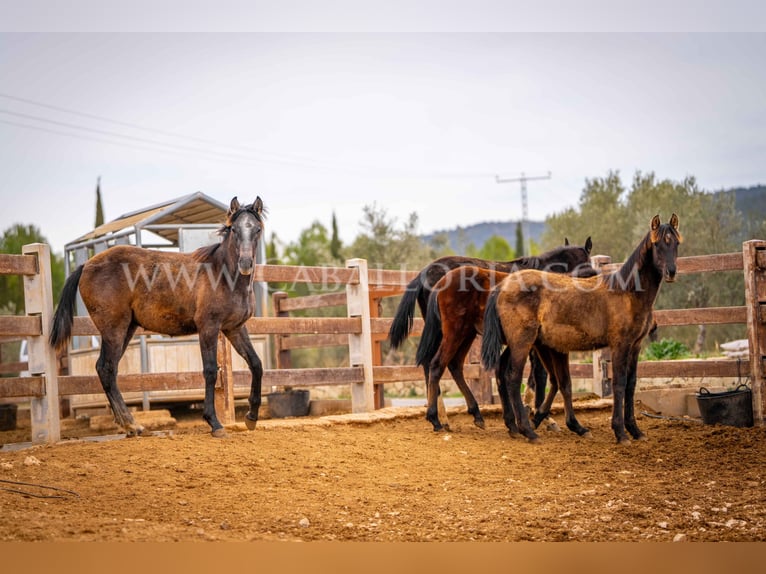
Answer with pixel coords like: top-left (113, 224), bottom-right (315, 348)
top-left (0, 92), bottom-right (496, 181)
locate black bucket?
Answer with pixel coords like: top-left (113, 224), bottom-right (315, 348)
top-left (267, 390), bottom-right (311, 418)
top-left (696, 385), bottom-right (753, 428)
top-left (0, 404), bottom-right (18, 431)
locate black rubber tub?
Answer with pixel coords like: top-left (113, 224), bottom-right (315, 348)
top-left (696, 385), bottom-right (753, 428)
top-left (0, 403), bottom-right (18, 431)
top-left (267, 389), bottom-right (311, 418)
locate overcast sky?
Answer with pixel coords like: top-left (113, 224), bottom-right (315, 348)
top-left (1, 3), bottom-right (765, 255)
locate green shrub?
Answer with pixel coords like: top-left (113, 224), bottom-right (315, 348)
top-left (642, 338), bottom-right (691, 361)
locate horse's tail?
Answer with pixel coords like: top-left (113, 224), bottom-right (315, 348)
top-left (481, 287), bottom-right (506, 371)
top-left (415, 292), bottom-right (443, 367)
top-left (388, 275), bottom-right (423, 349)
top-left (49, 265), bottom-right (84, 350)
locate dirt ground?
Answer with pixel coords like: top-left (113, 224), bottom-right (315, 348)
top-left (1, 401), bottom-right (766, 542)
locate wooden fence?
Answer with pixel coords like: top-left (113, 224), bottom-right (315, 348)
top-left (2, 241), bottom-right (766, 445)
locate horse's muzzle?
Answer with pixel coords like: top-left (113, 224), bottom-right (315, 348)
top-left (664, 268), bottom-right (677, 282)
top-left (238, 257), bottom-right (254, 275)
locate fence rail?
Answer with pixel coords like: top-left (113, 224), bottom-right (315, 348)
top-left (1, 242), bottom-right (766, 445)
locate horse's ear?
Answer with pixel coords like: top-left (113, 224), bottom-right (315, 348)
top-left (229, 197), bottom-right (241, 217)
top-left (650, 214), bottom-right (661, 231)
top-left (253, 196), bottom-right (264, 217)
top-left (584, 236), bottom-right (592, 254)
top-left (564, 237), bottom-right (569, 246)
top-left (669, 213), bottom-right (679, 230)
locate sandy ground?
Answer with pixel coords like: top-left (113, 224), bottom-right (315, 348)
top-left (1, 402), bottom-right (765, 542)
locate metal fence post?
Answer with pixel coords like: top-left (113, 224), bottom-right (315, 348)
top-left (743, 239), bottom-right (766, 426)
top-left (345, 258), bottom-right (375, 413)
top-left (22, 243), bottom-right (61, 444)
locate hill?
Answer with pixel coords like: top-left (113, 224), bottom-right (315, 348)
top-left (421, 184), bottom-right (765, 254)
top-left (422, 220), bottom-right (546, 253)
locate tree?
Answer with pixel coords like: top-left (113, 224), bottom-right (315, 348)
top-left (0, 224), bottom-right (64, 315)
top-left (95, 177), bottom-right (105, 228)
top-left (543, 170), bottom-right (629, 258)
top-left (330, 212), bottom-right (342, 262)
top-left (283, 221), bottom-right (333, 268)
top-left (347, 203), bottom-right (432, 271)
top-left (478, 235), bottom-right (514, 261)
top-left (515, 221), bottom-right (524, 257)
top-left (542, 170), bottom-right (746, 352)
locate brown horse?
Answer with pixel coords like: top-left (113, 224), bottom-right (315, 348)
top-left (481, 214), bottom-right (681, 444)
top-left (50, 197), bottom-right (266, 438)
top-left (416, 261), bottom-right (597, 433)
top-left (388, 240), bottom-right (593, 427)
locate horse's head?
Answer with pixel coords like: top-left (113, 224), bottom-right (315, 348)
top-left (226, 196), bottom-right (265, 276)
top-left (650, 213), bottom-right (682, 283)
top-left (544, 236), bottom-right (597, 277)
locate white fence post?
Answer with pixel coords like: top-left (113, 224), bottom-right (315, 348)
top-left (345, 258), bottom-right (375, 413)
top-left (22, 243), bottom-right (61, 444)
top-left (743, 239), bottom-right (766, 426)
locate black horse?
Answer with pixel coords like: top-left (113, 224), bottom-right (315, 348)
top-left (51, 197), bottom-right (266, 438)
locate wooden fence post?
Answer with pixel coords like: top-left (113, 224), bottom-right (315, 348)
top-left (590, 254), bottom-right (612, 397)
top-left (272, 291), bottom-right (292, 370)
top-left (346, 258), bottom-right (375, 413)
top-left (743, 239), bottom-right (766, 426)
top-left (215, 332), bottom-right (236, 426)
top-left (22, 243), bottom-right (61, 444)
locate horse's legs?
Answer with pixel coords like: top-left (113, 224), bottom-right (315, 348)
top-left (624, 344), bottom-right (647, 441)
top-left (95, 324), bottom-right (142, 436)
top-left (531, 349), bottom-right (560, 429)
top-left (446, 336), bottom-right (484, 429)
top-left (609, 346), bottom-right (631, 444)
top-left (529, 348), bottom-right (547, 412)
top-left (544, 349), bottom-right (590, 437)
top-left (528, 349), bottom-right (561, 432)
top-left (501, 343), bottom-right (540, 443)
top-left (425, 351), bottom-right (449, 432)
top-left (225, 325), bottom-right (264, 431)
top-left (496, 348), bottom-right (519, 435)
top-left (198, 327), bottom-right (225, 437)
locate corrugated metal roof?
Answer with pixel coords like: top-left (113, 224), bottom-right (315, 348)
top-left (68, 192), bottom-right (229, 246)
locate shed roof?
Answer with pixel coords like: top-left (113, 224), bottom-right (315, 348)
top-left (68, 192), bottom-right (229, 247)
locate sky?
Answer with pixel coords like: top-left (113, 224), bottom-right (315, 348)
top-left (1, 3), bottom-right (765, 256)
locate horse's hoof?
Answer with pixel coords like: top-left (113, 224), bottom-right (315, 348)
top-left (527, 436), bottom-right (542, 445)
top-left (443, 423), bottom-right (451, 432)
top-left (211, 428), bottom-right (227, 438)
top-left (581, 430), bottom-right (593, 439)
top-left (617, 437), bottom-right (632, 445)
top-left (546, 421), bottom-right (562, 433)
top-left (634, 434), bottom-right (648, 442)
top-left (125, 424), bottom-right (145, 437)
top-left (474, 420), bottom-right (486, 430)
top-left (244, 413), bottom-right (258, 431)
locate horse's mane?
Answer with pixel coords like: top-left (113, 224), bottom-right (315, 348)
top-left (514, 245), bottom-right (576, 270)
top-left (192, 241), bottom-right (223, 262)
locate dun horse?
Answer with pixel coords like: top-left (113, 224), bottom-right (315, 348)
top-left (481, 214), bottom-right (681, 444)
top-left (50, 197), bottom-right (266, 438)
top-left (416, 260), bottom-right (597, 433)
top-left (388, 239), bottom-right (593, 430)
